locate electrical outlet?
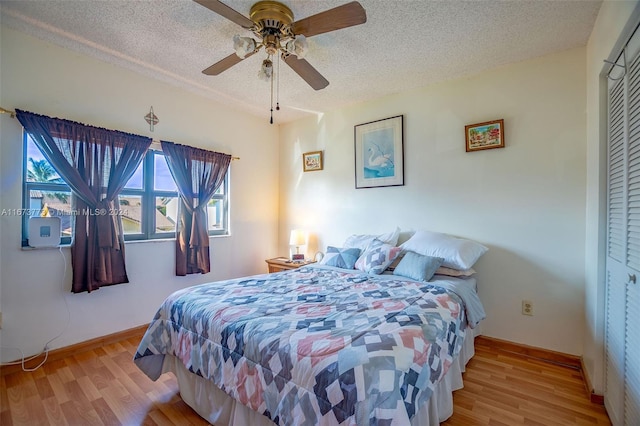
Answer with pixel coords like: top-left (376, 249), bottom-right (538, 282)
top-left (522, 300), bottom-right (533, 316)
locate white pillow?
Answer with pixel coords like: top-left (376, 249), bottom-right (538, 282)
top-left (400, 230), bottom-right (487, 270)
top-left (343, 227), bottom-right (400, 250)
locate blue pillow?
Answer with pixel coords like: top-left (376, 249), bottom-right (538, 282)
top-left (320, 246), bottom-right (361, 269)
top-left (393, 252), bottom-right (444, 282)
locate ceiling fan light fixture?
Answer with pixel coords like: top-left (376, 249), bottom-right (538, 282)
top-left (258, 58), bottom-right (274, 81)
top-left (233, 35), bottom-right (256, 58)
top-left (198, 0), bottom-right (368, 122)
top-left (285, 35), bottom-right (308, 59)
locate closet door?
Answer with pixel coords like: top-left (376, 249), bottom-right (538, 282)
top-left (624, 44), bottom-right (640, 425)
top-left (626, 278), bottom-right (640, 424)
top-left (605, 33), bottom-right (640, 426)
top-left (624, 47), bottom-right (640, 426)
top-left (605, 60), bottom-right (628, 426)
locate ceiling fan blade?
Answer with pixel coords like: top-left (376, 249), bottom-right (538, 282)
top-left (202, 50), bottom-right (256, 75)
top-left (193, 0), bottom-right (254, 29)
top-left (282, 54), bottom-right (329, 90)
top-left (292, 1), bottom-right (366, 37)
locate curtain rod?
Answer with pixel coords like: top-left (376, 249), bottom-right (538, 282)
top-left (0, 107), bottom-right (239, 161)
top-left (149, 140), bottom-right (239, 160)
top-left (0, 107), bottom-right (16, 118)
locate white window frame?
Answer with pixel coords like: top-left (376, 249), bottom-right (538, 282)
top-left (22, 135), bottom-right (230, 246)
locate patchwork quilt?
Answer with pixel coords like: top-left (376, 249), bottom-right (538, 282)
top-left (134, 265), bottom-right (470, 425)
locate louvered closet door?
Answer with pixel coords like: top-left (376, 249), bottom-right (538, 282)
top-left (605, 34), bottom-right (640, 426)
top-left (624, 48), bottom-right (640, 426)
top-left (606, 65), bottom-right (628, 426)
top-left (626, 278), bottom-right (640, 424)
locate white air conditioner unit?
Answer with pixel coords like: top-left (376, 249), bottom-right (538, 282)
top-left (28, 216), bottom-right (61, 248)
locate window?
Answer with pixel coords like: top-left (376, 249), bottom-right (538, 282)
top-left (22, 135), bottom-right (73, 245)
top-left (22, 135), bottom-right (230, 245)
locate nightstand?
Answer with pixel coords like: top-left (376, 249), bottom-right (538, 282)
top-left (265, 257), bottom-right (316, 273)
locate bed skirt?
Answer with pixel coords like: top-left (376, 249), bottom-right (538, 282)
top-left (161, 327), bottom-right (479, 425)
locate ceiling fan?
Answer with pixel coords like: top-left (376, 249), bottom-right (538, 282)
top-left (194, 0), bottom-right (367, 92)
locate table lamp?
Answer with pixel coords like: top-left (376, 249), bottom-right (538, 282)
top-left (289, 229), bottom-right (307, 261)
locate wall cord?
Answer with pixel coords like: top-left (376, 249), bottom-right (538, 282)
top-left (0, 247), bottom-right (71, 371)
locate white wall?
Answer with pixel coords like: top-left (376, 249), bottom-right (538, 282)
top-left (279, 48), bottom-right (587, 355)
top-left (584, 0), bottom-right (639, 394)
top-left (0, 27), bottom-right (279, 362)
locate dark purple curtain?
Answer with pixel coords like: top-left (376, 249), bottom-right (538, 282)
top-left (161, 141), bottom-right (231, 276)
top-left (16, 109), bottom-right (151, 293)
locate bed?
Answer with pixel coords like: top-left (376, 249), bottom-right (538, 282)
top-left (134, 262), bottom-right (485, 425)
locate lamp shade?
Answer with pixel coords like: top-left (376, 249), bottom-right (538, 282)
top-left (285, 35), bottom-right (308, 59)
top-left (233, 35), bottom-right (256, 59)
top-left (258, 59), bottom-right (273, 82)
top-left (289, 229), bottom-right (306, 247)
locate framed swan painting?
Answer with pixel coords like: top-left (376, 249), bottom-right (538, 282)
top-left (354, 115), bottom-right (404, 189)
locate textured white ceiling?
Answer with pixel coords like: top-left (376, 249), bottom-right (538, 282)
top-left (1, 0), bottom-right (602, 124)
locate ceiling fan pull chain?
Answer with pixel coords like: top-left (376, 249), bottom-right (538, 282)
top-left (276, 54), bottom-right (280, 111)
top-left (270, 56), bottom-right (274, 124)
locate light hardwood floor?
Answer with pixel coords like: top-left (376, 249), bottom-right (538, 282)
top-left (1, 334), bottom-right (611, 425)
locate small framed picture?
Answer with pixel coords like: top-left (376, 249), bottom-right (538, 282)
top-left (465, 119), bottom-right (505, 152)
top-left (303, 151), bottom-right (323, 172)
top-left (292, 253), bottom-right (305, 262)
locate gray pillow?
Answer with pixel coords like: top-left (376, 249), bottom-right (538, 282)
top-left (393, 251), bottom-right (444, 282)
top-left (320, 246), bottom-right (361, 269)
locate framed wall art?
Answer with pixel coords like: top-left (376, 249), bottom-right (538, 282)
top-left (302, 151), bottom-right (323, 172)
top-left (465, 119), bottom-right (504, 152)
top-left (354, 115), bottom-right (404, 189)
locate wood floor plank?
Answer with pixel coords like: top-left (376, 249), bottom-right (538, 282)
top-left (91, 396), bottom-right (122, 426)
top-left (63, 379), bottom-right (93, 408)
top-left (76, 375), bottom-right (103, 402)
top-left (41, 359), bottom-right (67, 377)
top-left (5, 387), bottom-right (32, 424)
top-left (41, 396), bottom-right (68, 426)
top-left (163, 398), bottom-right (209, 426)
top-left (88, 366), bottom-right (116, 390)
top-left (141, 416), bottom-right (160, 426)
top-left (0, 374), bottom-right (9, 409)
top-left (111, 351), bottom-right (140, 375)
top-left (100, 354), bottom-right (131, 384)
top-left (44, 374), bottom-right (70, 405)
top-left (472, 399), bottom-right (526, 424)
top-left (73, 349), bottom-right (107, 373)
top-left (116, 374), bottom-right (156, 414)
top-left (2, 333), bottom-right (611, 425)
top-left (54, 366), bottom-right (75, 384)
top-left (100, 384), bottom-right (141, 425)
top-left (4, 372), bottom-right (38, 399)
top-left (59, 399), bottom-right (104, 425)
top-left (130, 370), bottom-right (160, 395)
top-left (63, 361), bottom-right (85, 383)
top-left (24, 395), bottom-right (50, 425)
top-left (0, 408), bottom-right (14, 426)
top-left (147, 408), bottom-right (178, 426)
top-left (34, 376), bottom-right (55, 400)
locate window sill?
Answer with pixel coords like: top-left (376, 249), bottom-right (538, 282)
top-left (21, 245), bottom-right (69, 251)
top-left (21, 233), bottom-right (230, 250)
top-left (125, 233), bottom-right (230, 245)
